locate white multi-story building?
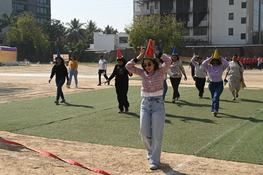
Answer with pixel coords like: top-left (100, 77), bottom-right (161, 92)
top-left (133, 0), bottom-right (263, 46)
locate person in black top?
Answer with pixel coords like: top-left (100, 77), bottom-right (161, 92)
top-left (105, 49), bottom-right (132, 113)
top-left (49, 57), bottom-right (69, 105)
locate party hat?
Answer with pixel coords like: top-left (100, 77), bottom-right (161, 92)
top-left (154, 45), bottom-right (159, 57)
top-left (172, 46), bottom-right (178, 55)
top-left (213, 49), bottom-right (219, 59)
top-left (144, 39), bottom-right (155, 59)
top-left (116, 48), bottom-right (123, 59)
top-left (57, 49), bottom-right (60, 57)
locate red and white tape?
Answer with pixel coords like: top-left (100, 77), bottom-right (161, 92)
top-left (0, 139), bottom-right (110, 175)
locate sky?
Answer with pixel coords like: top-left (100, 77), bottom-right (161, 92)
top-left (51, 0), bottom-right (133, 32)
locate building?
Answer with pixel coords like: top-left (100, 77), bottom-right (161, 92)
top-left (0, 0), bottom-right (51, 45)
top-left (133, 0), bottom-right (263, 46)
top-left (93, 32), bottom-right (130, 52)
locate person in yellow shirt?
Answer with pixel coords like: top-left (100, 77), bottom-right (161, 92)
top-left (67, 55), bottom-right (78, 88)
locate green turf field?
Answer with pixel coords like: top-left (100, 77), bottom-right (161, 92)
top-left (1, 86), bottom-right (263, 164)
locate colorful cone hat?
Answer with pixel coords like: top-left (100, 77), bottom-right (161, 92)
top-left (172, 46), bottom-right (178, 55)
top-left (116, 48), bottom-right (123, 59)
top-left (144, 39), bottom-right (155, 59)
top-left (154, 45), bottom-right (159, 57)
top-left (57, 49), bottom-right (60, 57)
top-left (213, 49), bottom-right (219, 59)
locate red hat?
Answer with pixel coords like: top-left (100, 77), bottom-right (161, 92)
top-left (144, 39), bottom-right (155, 59)
top-left (116, 48), bottom-right (123, 59)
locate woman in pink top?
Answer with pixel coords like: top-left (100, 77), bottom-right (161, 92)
top-left (202, 50), bottom-right (229, 116)
top-left (125, 40), bottom-right (171, 170)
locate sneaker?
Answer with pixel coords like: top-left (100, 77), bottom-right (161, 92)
top-left (54, 100), bottom-right (59, 105)
top-left (60, 99), bottom-right (66, 103)
top-left (236, 94), bottom-right (239, 98)
top-left (125, 108), bottom-right (129, 113)
top-left (199, 96), bottom-right (203, 99)
top-left (146, 151), bottom-right (151, 160)
top-left (75, 85), bottom-right (78, 88)
top-left (232, 98), bottom-right (236, 100)
top-left (66, 85), bottom-right (70, 88)
top-left (97, 84), bottom-right (101, 86)
top-left (212, 111), bottom-right (218, 117)
top-left (175, 97), bottom-right (179, 101)
top-left (150, 163), bottom-right (158, 170)
top-left (172, 99), bottom-right (175, 103)
top-left (118, 110), bottom-right (123, 113)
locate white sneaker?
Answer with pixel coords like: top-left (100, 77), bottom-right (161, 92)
top-left (75, 85), bottom-right (78, 88)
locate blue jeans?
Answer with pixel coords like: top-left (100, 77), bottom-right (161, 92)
top-left (140, 96), bottom-right (165, 165)
top-left (56, 78), bottom-right (65, 101)
top-left (208, 81), bottom-right (223, 112)
top-left (68, 69), bottom-right (78, 86)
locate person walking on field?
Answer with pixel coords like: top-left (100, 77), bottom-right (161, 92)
top-left (49, 56), bottom-right (69, 105)
top-left (104, 49), bottom-right (132, 113)
top-left (67, 55), bottom-right (78, 88)
top-left (202, 49), bottom-right (229, 117)
top-left (167, 46), bottom-right (187, 103)
top-left (97, 54), bottom-right (109, 86)
top-left (224, 55), bottom-right (244, 100)
top-left (190, 55), bottom-right (207, 99)
top-left (125, 39), bottom-right (171, 170)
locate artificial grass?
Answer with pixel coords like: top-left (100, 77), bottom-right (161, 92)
top-left (1, 86), bottom-right (263, 164)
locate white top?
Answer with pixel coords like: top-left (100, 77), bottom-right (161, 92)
top-left (98, 59), bottom-right (107, 70)
top-left (190, 56), bottom-right (207, 78)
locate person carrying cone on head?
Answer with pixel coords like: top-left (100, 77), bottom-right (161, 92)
top-left (125, 39), bottom-right (172, 170)
top-left (202, 49), bottom-right (229, 117)
top-left (167, 46), bottom-right (187, 103)
top-left (104, 49), bottom-right (132, 113)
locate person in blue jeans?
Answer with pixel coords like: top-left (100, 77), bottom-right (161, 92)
top-left (49, 57), bottom-right (69, 105)
top-left (126, 40), bottom-right (172, 170)
top-left (202, 49), bottom-right (229, 116)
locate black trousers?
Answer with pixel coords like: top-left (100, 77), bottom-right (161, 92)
top-left (170, 77), bottom-right (181, 99)
top-left (115, 81), bottom-right (129, 111)
top-left (98, 69), bottom-right (108, 84)
top-left (195, 77), bottom-right (206, 97)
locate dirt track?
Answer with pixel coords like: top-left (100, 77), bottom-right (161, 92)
top-left (0, 63), bottom-right (263, 175)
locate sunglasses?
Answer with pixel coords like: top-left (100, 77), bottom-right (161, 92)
top-left (143, 63), bottom-right (152, 67)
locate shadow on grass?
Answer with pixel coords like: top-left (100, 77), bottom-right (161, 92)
top-left (63, 102), bottom-right (93, 109)
top-left (0, 137), bottom-right (23, 152)
top-left (124, 112), bottom-right (140, 118)
top-left (166, 100), bottom-right (211, 108)
top-left (166, 113), bottom-right (217, 124)
top-left (159, 162), bottom-right (189, 175)
top-left (219, 112), bottom-right (263, 122)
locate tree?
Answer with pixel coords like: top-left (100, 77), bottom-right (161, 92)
top-left (103, 25), bottom-right (118, 34)
top-left (125, 14), bottom-right (186, 53)
top-left (85, 20), bottom-right (102, 44)
top-left (66, 18), bottom-right (86, 46)
top-left (0, 10), bottom-right (17, 32)
top-left (7, 12), bottom-right (49, 61)
top-left (41, 19), bottom-right (67, 53)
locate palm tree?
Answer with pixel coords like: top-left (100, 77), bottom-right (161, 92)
top-left (66, 18), bottom-right (86, 45)
top-left (103, 25), bottom-right (118, 34)
top-left (0, 10), bottom-right (17, 32)
top-left (85, 20), bottom-right (102, 44)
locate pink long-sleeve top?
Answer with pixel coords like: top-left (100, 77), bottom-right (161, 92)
top-left (202, 58), bottom-right (229, 82)
top-left (125, 54), bottom-right (171, 97)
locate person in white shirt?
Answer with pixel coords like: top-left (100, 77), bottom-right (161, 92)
top-left (190, 55), bottom-right (207, 98)
top-left (97, 54), bottom-right (109, 86)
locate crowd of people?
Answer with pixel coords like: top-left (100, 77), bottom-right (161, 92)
top-left (48, 41), bottom-right (252, 170)
top-left (225, 56), bottom-right (262, 70)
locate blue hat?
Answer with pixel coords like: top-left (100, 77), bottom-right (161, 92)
top-left (57, 49), bottom-right (60, 57)
top-left (154, 45), bottom-right (159, 57)
top-left (172, 46), bottom-right (178, 55)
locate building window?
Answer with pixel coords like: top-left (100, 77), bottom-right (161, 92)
top-left (37, 0), bottom-right (49, 5)
top-left (12, 3), bottom-right (25, 11)
top-left (229, 0), bottom-right (234, 5)
top-left (147, 2), bottom-right (149, 10)
top-left (241, 33), bottom-right (246, 39)
top-left (37, 7), bottom-right (48, 14)
top-left (119, 37), bottom-right (128, 43)
top-left (0, 39), bottom-right (3, 45)
top-left (241, 17), bottom-right (246, 24)
top-left (155, 1), bottom-right (158, 9)
top-left (228, 28), bottom-right (233, 35)
top-left (229, 13), bottom-right (234, 20)
top-left (193, 28), bottom-right (207, 36)
top-left (241, 2), bottom-right (246, 8)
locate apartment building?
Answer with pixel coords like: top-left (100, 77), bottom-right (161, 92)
top-left (133, 0), bottom-right (263, 46)
top-left (0, 0), bottom-right (51, 45)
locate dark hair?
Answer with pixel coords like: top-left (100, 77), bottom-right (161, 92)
top-left (172, 55), bottom-right (180, 61)
top-left (100, 54), bottom-right (104, 58)
top-left (117, 58), bottom-right (127, 66)
top-left (71, 55), bottom-right (76, 60)
top-left (55, 57), bottom-right (65, 65)
top-left (210, 59), bottom-right (222, 65)
top-left (141, 58), bottom-right (159, 73)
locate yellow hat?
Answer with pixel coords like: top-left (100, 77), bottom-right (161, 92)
top-left (213, 49), bottom-right (219, 59)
